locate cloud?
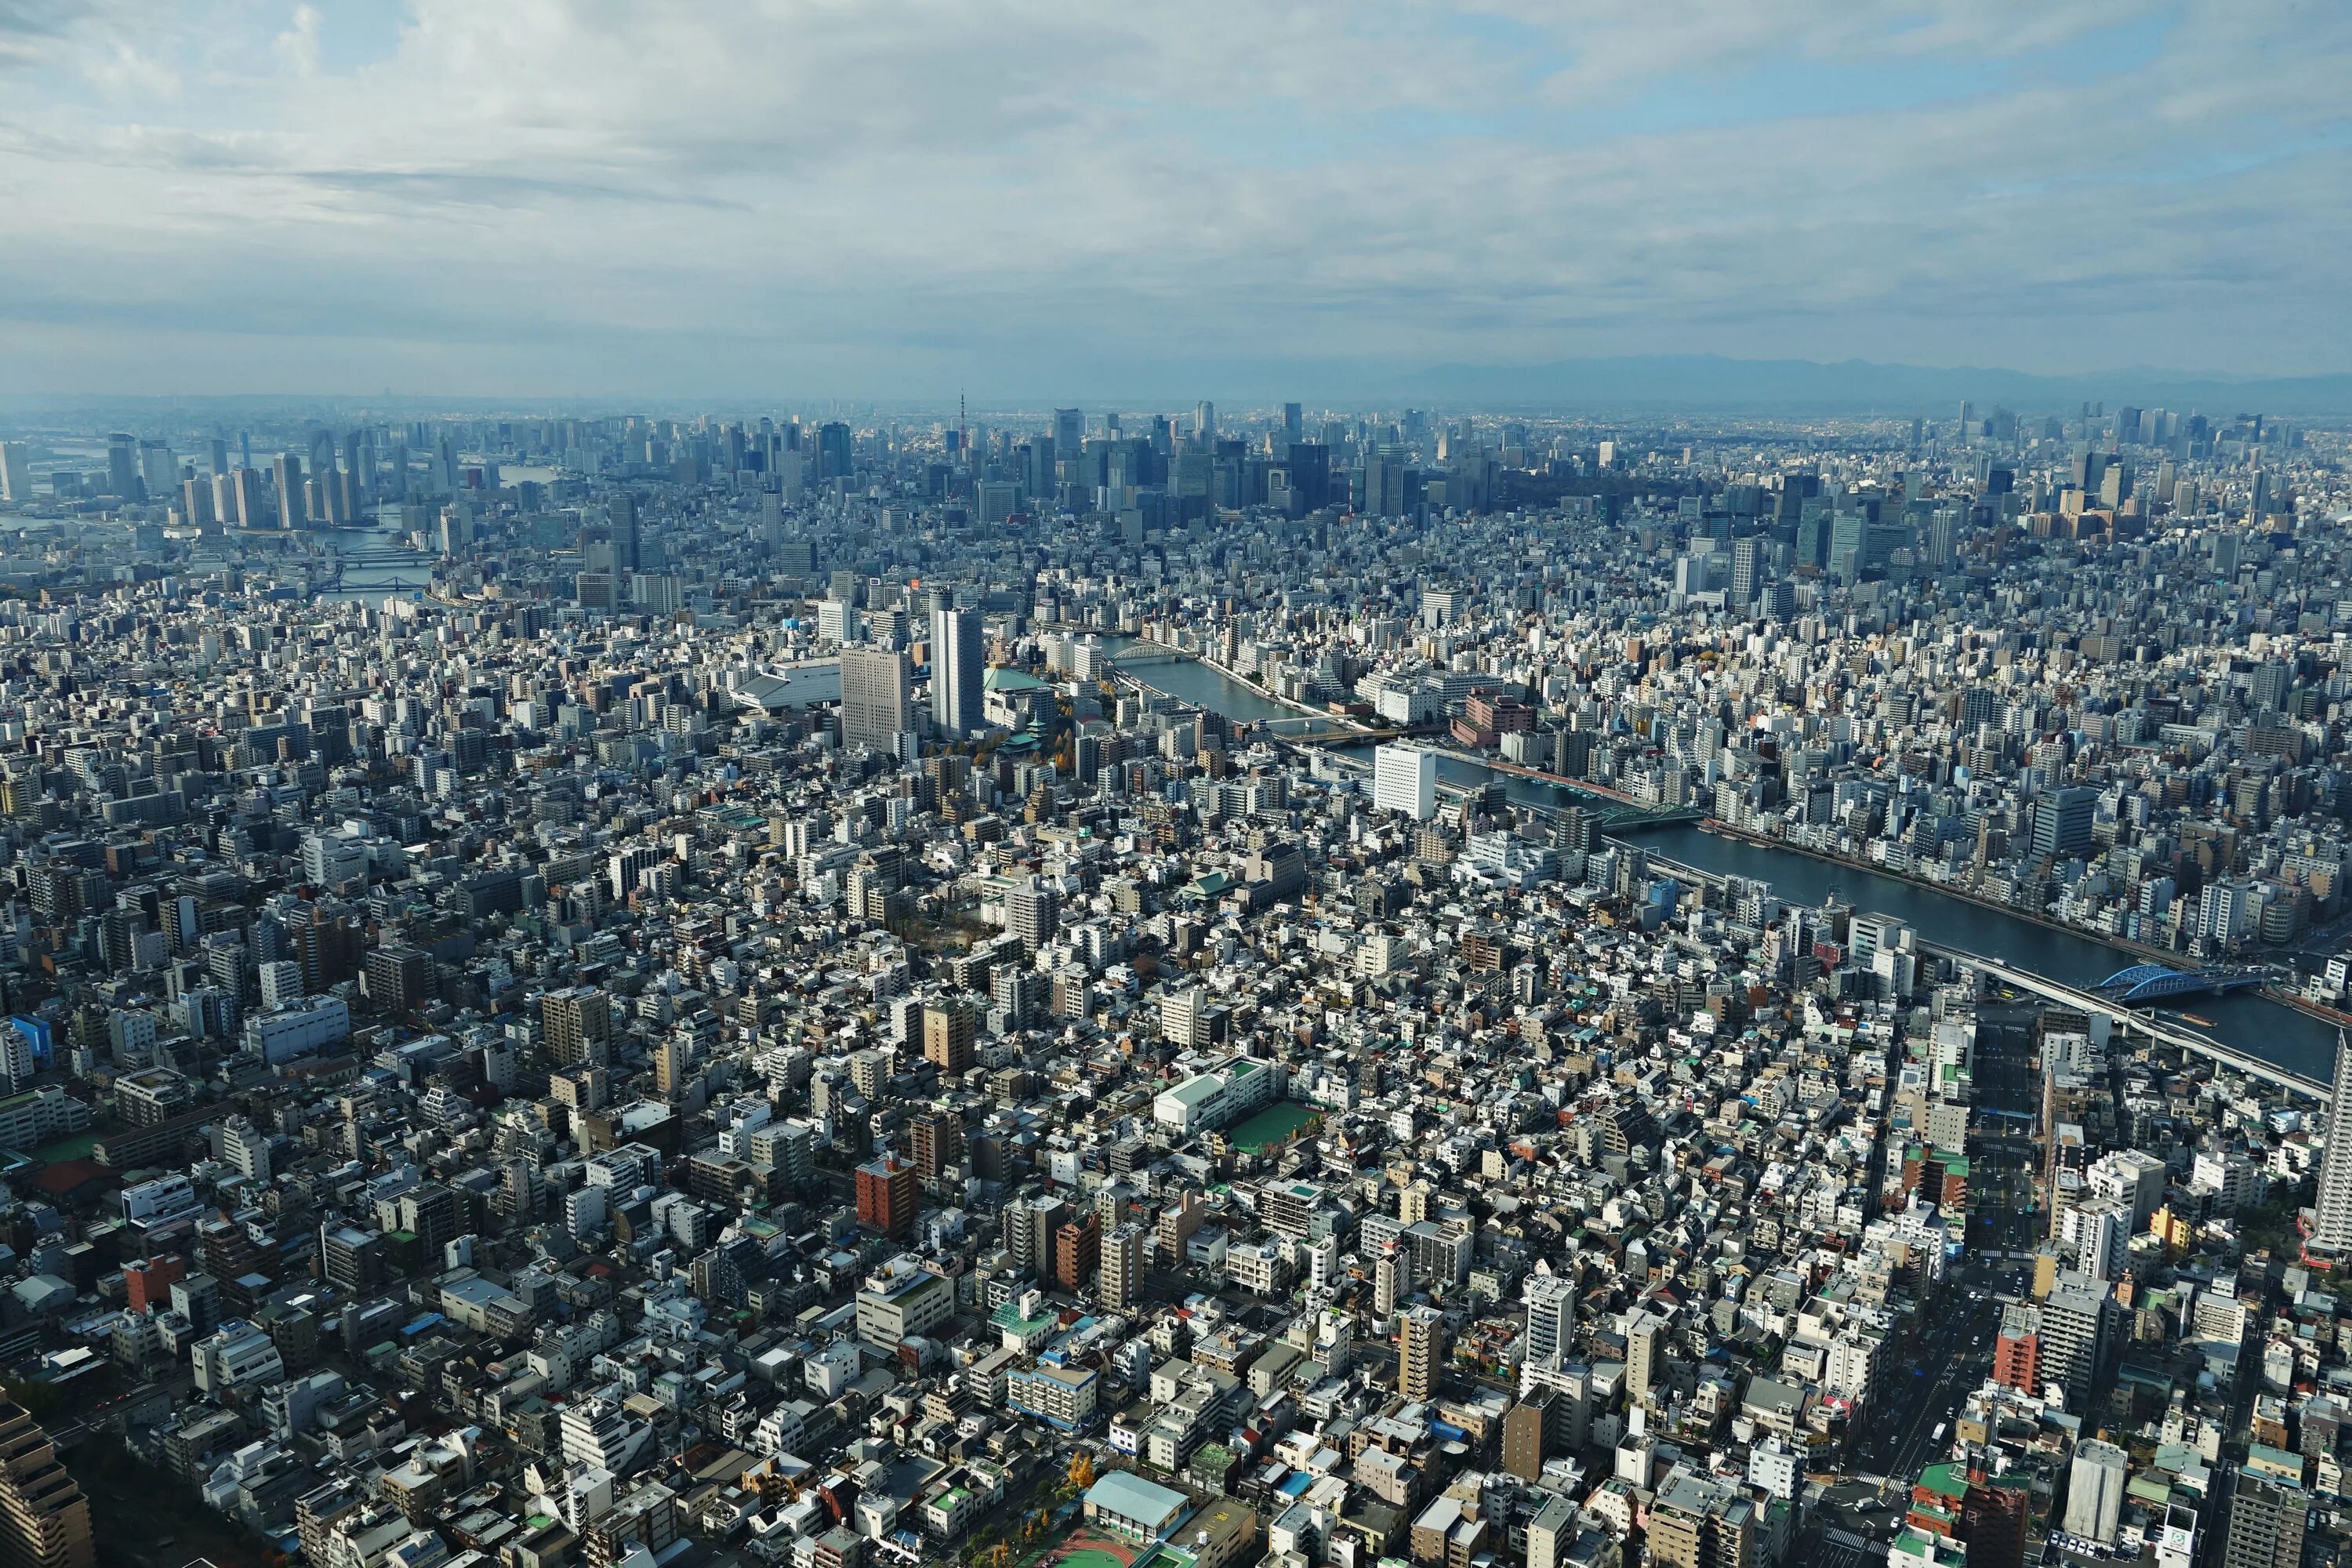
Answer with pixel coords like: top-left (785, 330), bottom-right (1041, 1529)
top-left (0, 0), bottom-right (2347, 397)
top-left (274, 2), bottom-right (320, 78)
top-left (0, 0), bottom-right (94, 67)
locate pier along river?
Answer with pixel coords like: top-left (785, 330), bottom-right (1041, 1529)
top-left (1098, 636), bottom-right (2343, 1082)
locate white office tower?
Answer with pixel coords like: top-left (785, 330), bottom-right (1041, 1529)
top-left (931, 607), bottom-right (984, 736)
top-left (839, 645), bottom-right (913, 754)
top-left (1374, 743), bottom-right (1437, 821)
top-left (2314, 1033), bottom-right (2352, 1254)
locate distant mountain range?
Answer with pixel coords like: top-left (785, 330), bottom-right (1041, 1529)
top-left (1399, 355), bottom-right (2352, 416)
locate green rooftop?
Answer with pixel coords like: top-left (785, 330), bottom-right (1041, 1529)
top-left (1915, 1462), bottom-right (1969, 1501)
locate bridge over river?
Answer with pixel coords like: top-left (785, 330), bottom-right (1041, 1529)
top-left (1636, 846), bottom-right (2329, 1098)
top-left (1936, 946), bottom-right (2323, 1098)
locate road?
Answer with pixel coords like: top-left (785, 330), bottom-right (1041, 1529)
top-left (1846, 1013), bottom-right (2042, 1502)
top-left (1787, 1019), bottom-right (2045, 1568)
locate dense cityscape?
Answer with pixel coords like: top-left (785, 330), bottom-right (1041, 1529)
top-left (0, 395), bottom-right (2337, 1568)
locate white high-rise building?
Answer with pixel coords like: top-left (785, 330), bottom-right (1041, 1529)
top-left (839, 645), bottom-right (913, 754)
top-left (931, 607), bottom-right (984, 736)
top-left (1524, 1272), bottom-right (1574, 1372)
top-left (258, 960), bottom-right (306, 1011)
top-left (1374, 743), bottom-right (1437, 821)
top-left (2074, 1196), bottom-right (2129, 1281)
top-left (1305, 1234), bottom-right (1340, 1294)
top-left (2312, 1033), bottom-right (2352, 1253)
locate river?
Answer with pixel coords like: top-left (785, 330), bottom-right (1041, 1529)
top-left (1100, 636), bottom-right (1302, 724)
top-left (1103, 636), bottom-right (2343, 1080)
top-left (319, 519), bottom-right (435, 601)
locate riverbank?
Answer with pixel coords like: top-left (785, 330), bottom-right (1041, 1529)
top-left (2262, 985), bottom-right (2352, 1033)
top-left (1098, 634), bottom-right (1331, 727)
top-left (1196, 652), bottom-right (1358, 725)
top-left (1686, 820), bottom-right (2190, 971)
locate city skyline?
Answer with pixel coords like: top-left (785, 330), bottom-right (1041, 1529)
top-left (5, 3), bottom-right (2352, 1563)
top-left (3, 0), bottom-right (2350, 399)
top-left (0, 372), bottom-right (2345, 1566)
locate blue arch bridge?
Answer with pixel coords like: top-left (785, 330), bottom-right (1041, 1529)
top-left (2092, 963), bottom-right (2272, 1004)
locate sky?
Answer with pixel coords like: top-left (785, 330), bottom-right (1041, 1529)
top-left (2, 0), bottom-right (2348, 401)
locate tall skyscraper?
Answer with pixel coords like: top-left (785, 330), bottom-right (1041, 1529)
top-left (818, 421), bottom-right (853, 481)
top-left (1193, 401), bottom-right (1214, 443)
top-left (1283, 401), bottom-right (1303, 445)
top-left (0, 1396), bottom-right (94, 1568)
top-left (273, 452), bottom-right (305, 530)
top-left (1020, 436), bottom-right (1055, 500)
top-left (1053, 408), bottom-right (1083, 457)
top-left (104, 432), bottom-right (140, 501)
top-left (2311, 1033), bottom-right (2352, 1253)
top-left (839, 645), bottom-right (913, 754)
top-left (139, 439), bottom-right (176, 503)
top-left (610, 493), bottom-right (641, 572)
top-left (930, 607), bottom-right (983, 737)
top-left (1731, 536), bottom-right (1766, 605)
top-left (232, 466), bottom-right (266, 530)
top-left (0, 443), bottom-right (27, 503)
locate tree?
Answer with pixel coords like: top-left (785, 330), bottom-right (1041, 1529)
top-left (1067, 1451), bottom-right (1096, 1491)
